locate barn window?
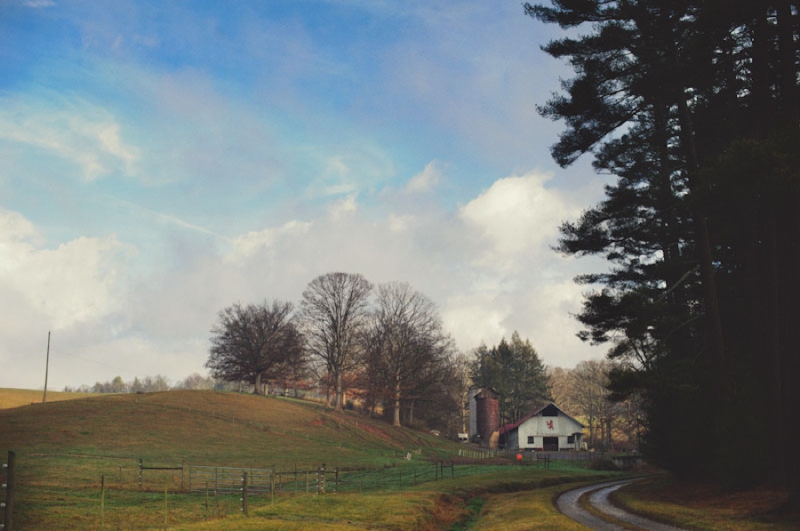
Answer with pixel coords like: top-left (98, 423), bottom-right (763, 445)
top-left (527, 436), bottom-right (534, 444)
top-left (567, 435), bottom-right (575, 444)
top-left (542, 404), bottom-right (559, 417)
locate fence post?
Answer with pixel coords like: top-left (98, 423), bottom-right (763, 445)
top-left (100, 475), bottom-right (105, 530)
top-left (163, 478), bottom-right (168, 529)
top-left (241, 472), bottom-right (249, 517)
top-left (334, 468), bottom-right (338, 493)
top-left (3, 451), bottom-right (15, 531)
top-left (317, 464), bottom-right (326, 494)
top-left (138, 459), bottom-right (143, 489)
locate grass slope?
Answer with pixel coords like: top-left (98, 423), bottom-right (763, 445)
top-left (0, 388), bottom-right (96, 410)
top-left (0, 390), bottom-right (452, 466)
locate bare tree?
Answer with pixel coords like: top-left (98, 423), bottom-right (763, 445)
top-left (206, 300), bottom-right (304, 395)
top-left (299, 272), bottom-right (372, 412)
top-left (179, 373), bottom-right (216, 390)
top-left (366, 282), bottom-right (450, 427)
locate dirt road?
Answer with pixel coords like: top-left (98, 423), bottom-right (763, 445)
top-left (556, 479), bottom-right (688, 531)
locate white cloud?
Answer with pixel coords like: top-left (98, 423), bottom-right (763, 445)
top-left (0, 210), bottom-right (136, 329)
top-left (459, 171), bottom-right (575, 267)
top-left (0, 97), bottom-right (140, 182)
top-left (0, 209), bottom-right (142, 389)
top-left (405, 160), bottom-right (442, 193)
top-left (227, 220), bottom-right (312, 262)
top-left (327, 193), bottom-right (359, 220)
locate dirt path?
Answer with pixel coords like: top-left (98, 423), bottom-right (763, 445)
top-left (557, 479), bottom-right (689, 531)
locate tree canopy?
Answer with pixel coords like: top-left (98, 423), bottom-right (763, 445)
top-left (470, 332), bottom-right (550, 425)
top-left (528, 0), bottom-right (800, 498)
top-left (206, 300), bottom-right (304, 395)
top-left (299, 272), bottom-right (373, 412)
top-left (363, 282), bottom-right (455, 427)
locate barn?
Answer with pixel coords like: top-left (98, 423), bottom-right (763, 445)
top-left (500, 402), bottom-right (584, 451)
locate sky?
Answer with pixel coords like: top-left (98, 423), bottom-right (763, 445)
top-left (0, 0), bottom-right (610, 391)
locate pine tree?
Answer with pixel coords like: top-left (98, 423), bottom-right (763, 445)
top-left (528, 0), bottom-right (800, 498)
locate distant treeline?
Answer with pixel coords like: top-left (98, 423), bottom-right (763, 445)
top-left (63, 373), bottom-right (227, 394)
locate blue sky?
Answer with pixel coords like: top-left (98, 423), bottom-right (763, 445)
top-left (0, 0), bottom-right (607, 390)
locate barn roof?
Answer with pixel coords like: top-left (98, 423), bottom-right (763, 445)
top-left (498, 402), bottom-right (584, 435)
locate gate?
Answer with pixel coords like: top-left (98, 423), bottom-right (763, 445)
top-left (188, 465), bottom-right (274, 495)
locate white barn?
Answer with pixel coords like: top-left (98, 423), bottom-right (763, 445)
top-left (501, 402), bottom-right (584, 451)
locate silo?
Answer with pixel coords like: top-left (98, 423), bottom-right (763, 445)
top-left (475, 388), bottom-right (500, 442)
top-left (468, 387), bottom-right (480, 439)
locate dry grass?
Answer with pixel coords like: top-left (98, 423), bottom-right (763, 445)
top-left (613, 476), bottom-right (800, 531)
top-left (0, 390), bottom-right (451, 466)
top-left (0, 388), bottom-right (95, 410)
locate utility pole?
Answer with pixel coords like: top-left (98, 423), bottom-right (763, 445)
top-left (43, 331), bottom-right (51, 403)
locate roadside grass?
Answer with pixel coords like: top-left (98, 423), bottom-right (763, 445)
top-left (170, 466), bottom-right (623, 531)
top-left (0, 388), bottom-right (95, 410)
top-left (613, 476), bottom-right (800, 531)
top-left (465, 484), bottom-right (589, 531)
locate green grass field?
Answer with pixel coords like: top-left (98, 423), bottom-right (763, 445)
top-left (0, 389), bottom-right (618, 530)
top-left (2, 389), bottom-right (793, 530)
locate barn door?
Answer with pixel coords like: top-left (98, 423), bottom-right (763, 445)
top-left (543, 437), bottom-right (558, 451)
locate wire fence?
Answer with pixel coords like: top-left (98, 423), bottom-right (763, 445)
top-left (2, 449), bottom-right (614, 530)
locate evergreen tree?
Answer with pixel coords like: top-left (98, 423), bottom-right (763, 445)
top-left (528, 0), bottom-right (800, 498)
top-left (469, 332), bottom-right (550, 424)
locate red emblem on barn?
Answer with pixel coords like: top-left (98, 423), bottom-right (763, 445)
top-left (546, 420), bottom-right (554, 430)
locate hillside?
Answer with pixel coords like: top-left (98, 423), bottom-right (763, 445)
top-left (0, 388), bottom-right (97, 410)
top-left (0, 389), bottom-right (457, 467)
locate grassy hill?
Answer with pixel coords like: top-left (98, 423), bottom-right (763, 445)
top-left (0, 388), bottom-right (96, 410)
top-left (0, 389), bottom-right (455, 467)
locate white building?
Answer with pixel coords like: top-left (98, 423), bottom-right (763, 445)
top-left (501, 402), bottom-right (584, 451)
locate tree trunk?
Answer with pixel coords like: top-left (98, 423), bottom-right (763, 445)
top-left (335, 372), bottom-right (344, 412)
top-left (254, 373), bottom-right (263, 395)
top-left (393, 371), bottom-right (402, 427)
top-left (677, 95), bottom-right (727, 399)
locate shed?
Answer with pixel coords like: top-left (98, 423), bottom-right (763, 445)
top-left (500, 402), bottom-right (584, 451)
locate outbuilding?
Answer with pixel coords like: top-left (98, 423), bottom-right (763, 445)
top-left (500, 402), bottom-right (584, 451)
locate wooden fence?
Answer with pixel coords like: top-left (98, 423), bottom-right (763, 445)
top-left (1, 451), bottom-right (15, 531)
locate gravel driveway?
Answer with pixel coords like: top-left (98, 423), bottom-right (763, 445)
top-left (556, 479), bottom-right (689, 531)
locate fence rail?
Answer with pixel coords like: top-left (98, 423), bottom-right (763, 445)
top-left (188, 465), bottom-right (273, 495)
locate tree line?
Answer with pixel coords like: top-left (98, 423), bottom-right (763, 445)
top-left (206, 272), bottom-right (466, 433)
top-left (527, 0), bottom-right (800, 500)
top-left (63, 373), bottom-right (218, 394)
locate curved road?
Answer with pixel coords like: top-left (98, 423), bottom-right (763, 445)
top-left (556, 479), bottom-right (688, 531)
